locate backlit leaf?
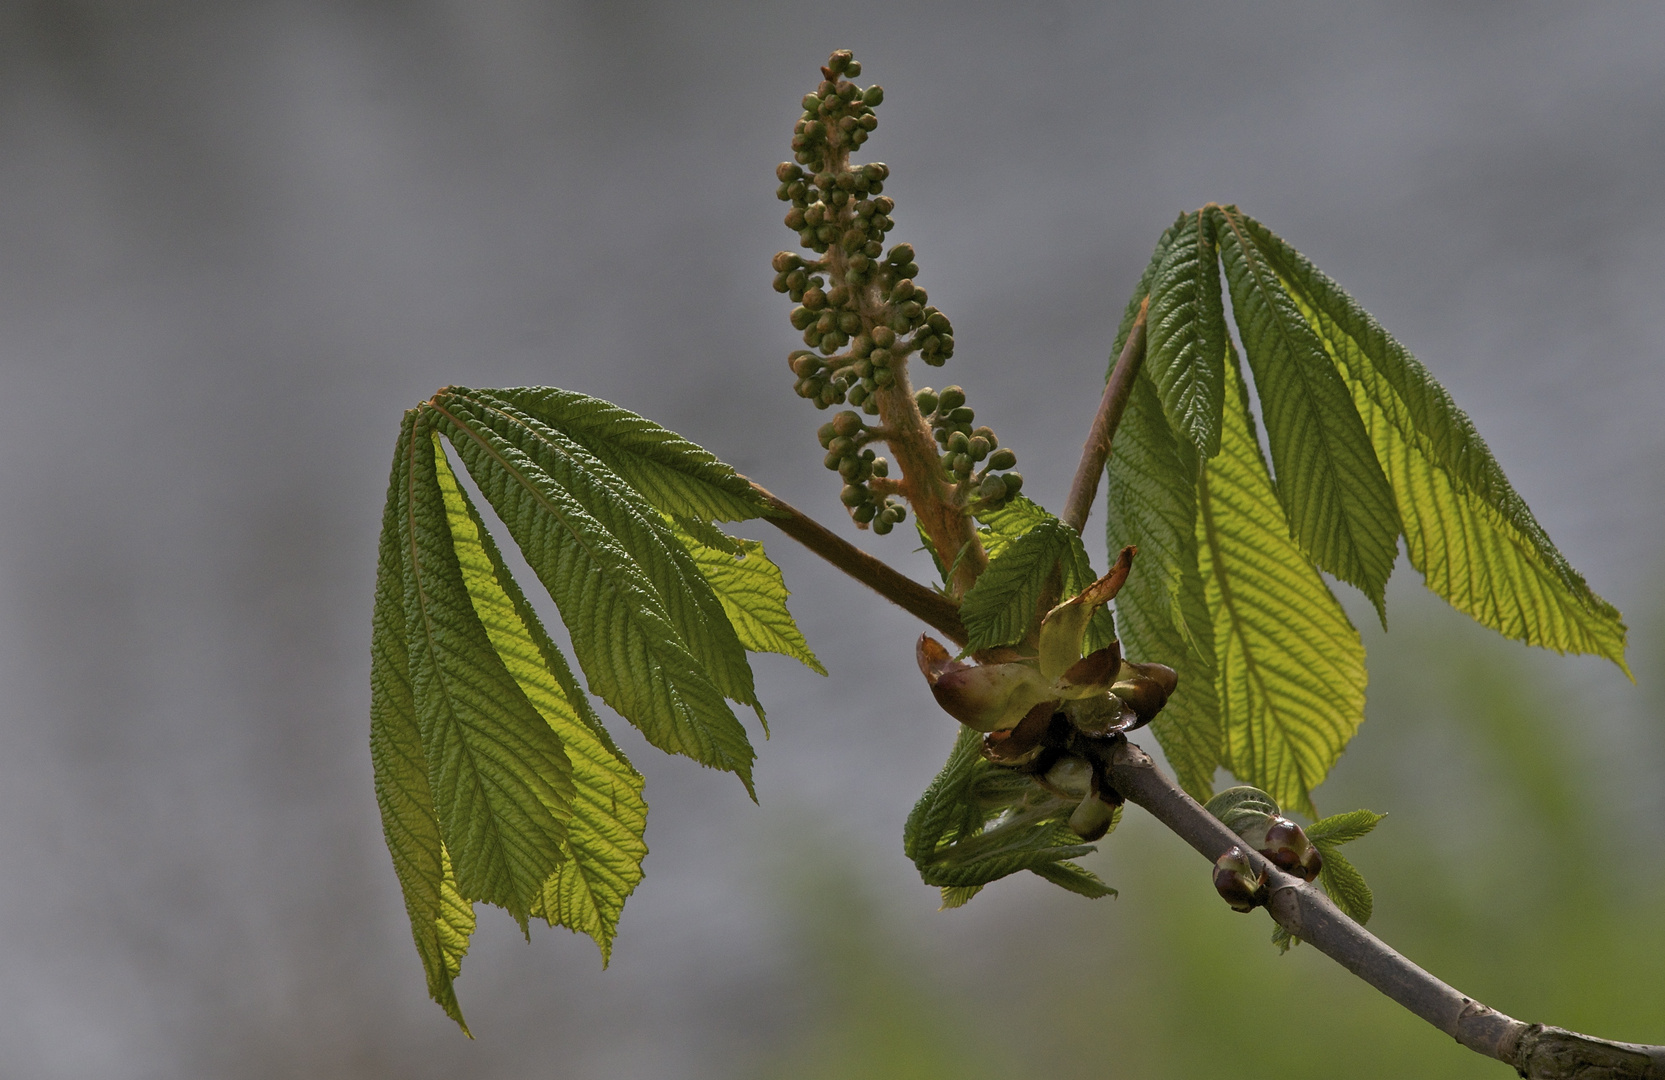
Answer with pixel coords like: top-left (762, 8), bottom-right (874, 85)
top-left (1146, 209), bottom-right (1226, 458)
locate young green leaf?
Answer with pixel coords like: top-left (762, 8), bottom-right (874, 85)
top-left (490, 385), bottom-right (774, 523)
top-left (1242, 214), bottom-right (1629, 672)
top-left (1213, 205), bottom-right (1400, 615)
top-left (433, 442), bottom-right (648, 964)
top-left (1145, 208), bottom-right (1227, 458)
top-left (904, 730), bottom-right (1114, 898)
top-left (402, 423), bottom-right (577, 924)
top-left (441, 389), bottom-right (764, 722)
top-left (1105, 371), bottom-right (1223, 801)
top-left (1316, 846), bottom-right (1374, 925)
top-left (1305, 808), bottom-right (1386, 847)
top-left (1112, 212), bottom-right (1189, 362)
top-left (969, 499), bottom-right (1114, 654)
top-left (959, 519), bottom-right (1078, 652)
top-left (426, 395), bottom-right (759, 792)
top-left (673, 524), bottom-right (827, 677)
top-left (370, 413), bottom-right (476, 1032)
top-left (1196, 352), bottom-right (1367, 818)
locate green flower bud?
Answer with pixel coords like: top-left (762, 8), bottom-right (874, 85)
top-left (802, 328), bottom-right (821, 348)
top-left (819, 385), bottom-right (840, 407)
top-left (870, 326), bottom-right (896, 349)
top-left (853, 502), bottom-right (877, 523)
top-left (790, 306), bottom-right (815, 330)
top-left (828, 435), bottom-right (855, 457)
top-left (845, 59), bottom-right (862, 77)
top-left (863, 84), bottom-right (884, 106)
top-left (967, 436), bottom-right (990, 461)
top-left (787, 268), bottom-right (808, 291)
top-left (817, 421), bottom-right (837, 447)
top-left (838, 82), bottom-right (858, 102)
top-left (937, 387), bottom-right (965, 412)
top-left (838, 456), bottom-right (864, 480)
top-left (791, 355), bottom-right (820, 379)
top-left (854, 358), bottom-right (873, 379)
top-left (973, 425), bottom-right (997, 447)
top-left (989, 448), bottom-right (1017, 471)
top-left (784, 207), bottom-right (807, 230)
top-left (899, 300), bottom-right (923, 322)
top-left (775, 182), bottom-right (791, 202)
top-left (871, 457), bottom-right (889, 478)
top-left (863, 240), bottom-right (883, 258)
top-left (869, 348), bottom-right (892, 368)
top-left (823, 449), bottom-right (844, 471)
top-left (892, 279), bottom-right (916, 302)
top-left (1003, 472), bottom-right (1024, 496)
top-left (873, 367), bottom-right (895, 388)
top-left (820, 330), bottom-right (847, 352)
top-left (915, 388), bottom-right (939, 414)
top-left (948, 406), bottom-right (975, 425)
top-left (772, 272), bottom-right (790, 293)
top-left (831, 411), bottom-right (863, 437)
top-left (937, 335), bottom-right (955, 359)
top-left (801, 93), bottom-right (820, 112)
top-left (886, 243), bottom-right (915, 265)
top-left (860, 397), bottom-right (879, 416)
top-left (838, 311), bottom-right (862, 334)
top-left (912, 287), bottom-right (928, 306)
top-left (978, 474), bottom-right (1007, 501)
top-left (872, 516), bottom-right (894, 535)
top-left (858, 113), bottom-right (878, 131)
top-left (814, 311), bottom-right (836, 333)
top-left (947, 430), bottom-right (970, 454)
top-left (851, 334), bottom-right (874, 358)
top-left (849, 253), bottom-right (872, 273)
top-left (927, 311), bottom-right (951, 333)
top-left (889, 503), bottom-right (906, 523)
top-left (847, 384), bottom-right (869, 406)
top-left (788, 180), bottom-right (808, 201)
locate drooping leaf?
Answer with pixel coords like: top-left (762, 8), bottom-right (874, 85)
top-left (674, 523), bottom-right (827, 677)
top-left (433, 442), bottom-right (648, 963)
top-left (1242, 214), bottom-right (1629, 672)
top-left (425, 394), bottom-right (758, 792)
top-left (370, 412), bottom-right (476, 1032)
top-left (1213, 205), bottom-right (1400, 615)
top-left (1105, 370), bottom-right (1222, 800)
top-left (489, 385), bottom-right (773, 523)
top-left (1112, 212), bottom-right (1188, 362)
top-left (1195, 352), bottom-right (1367, 818)
top-left (1145, 209), bottom-right (1227, 458)
top-left (904, 729), bottom-right (1114, 898)
top-left (441, 389), bottom-right (764, 722)
top-left (402, 423), bottom-right (576, 924)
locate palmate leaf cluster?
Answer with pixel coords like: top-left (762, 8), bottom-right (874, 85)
top-left (370, 387), bottom-right (820, 1030)
top-left (1108, 206), bottom-right (1627, 816)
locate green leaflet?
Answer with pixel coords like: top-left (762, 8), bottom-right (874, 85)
top-left (433, 443), bottom-right (648, 965)
top-left (1112, 213), bottom-right (1188, 363)
top-left (441, 389), bottom-right (763, 722)
top-left (1196, 354), bottom-right (1367, 818)
top-left (426, 392), bottom-right (759, 793)
top-left (1105, 371), bottom-right (1222, 800)
top-left (1315, 846), bottom-right (1374, 926)
top-left (1213, 205), bottom-right (1400, 615)
top-left (968, 499), bottom-right (1114, 654)
top-left (402, 417), bottom-right (577, 923)
top-left (370, 412), bottom-right (476, 1033)
top-left (674, 524), bottom-right (827, 678)
top-left (904, 729), bottom-right (1114, 900)
top-left (1146, 209), bottom-right (1227, 458)
top-left (490, 385), bottom-right (773, 523)
top-left (1306, 808), bottom-right (1386, 847)
top-left (959, 519), bottom-right (1078, 652)
top-left (1242, 215), bottom-right (1629, 672)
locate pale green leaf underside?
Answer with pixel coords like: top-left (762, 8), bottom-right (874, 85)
top-left (959, 520), bottom-right (1078, 652)
top-left (435, 442), bottom-right (647, 964)
top-left (1242, 217), bottom-right (1628, 671)
top-left (675, 525), bottom-right (827, 677)
top-left (405, 423), bottom-right (576, 923)
top-left (1197, 355), bottom-right (1367, 818)
top-left (370, 413), bottom-right (475, 1033)
top-left (1215, 205), bottom-right (1400, 613)
top-left (429, 395), bottom-right (758, 793)
top-left (1145, 208), bottom-right (1226, 458)
top-left (1106, 371), bottom-right (1222, 801)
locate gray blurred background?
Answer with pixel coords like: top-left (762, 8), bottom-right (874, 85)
top-left (2, 2), bottom-right (1663, 1077)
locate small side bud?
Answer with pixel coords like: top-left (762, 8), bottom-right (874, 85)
top-left (1213, 846), bottom-right (1267, 912)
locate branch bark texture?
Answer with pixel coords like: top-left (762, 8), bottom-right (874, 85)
top-left (1102, 737), bottom-right (1665, 1080)
top-left (1061, 298), bottom-right (1147, 536)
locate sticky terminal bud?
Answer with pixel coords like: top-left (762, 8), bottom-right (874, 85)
top-left (1213, 847), bottom-right (1267, 912)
